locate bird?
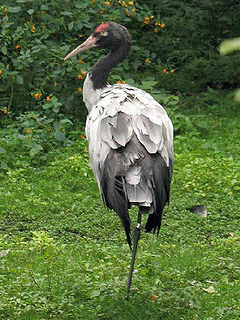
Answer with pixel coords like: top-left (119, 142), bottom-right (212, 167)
top-left (64, 22), bottom-right (174, 300)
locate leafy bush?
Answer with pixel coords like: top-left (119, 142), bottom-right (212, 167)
top-left (1, 0), bottom-right (240, 117)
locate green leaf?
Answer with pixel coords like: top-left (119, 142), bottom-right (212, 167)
top-left (60, 119), bottom-right (73, 125)
top-left (68, 22), bottom-right (74, 31)
top-left (1, 46), bottom-right (7, 55)
top-left (0, 161), bottom-right (8, 170)
top-left (0, 146), bottom-right (6, 153)
top-left (9, 6), bottom-right (21, 13)
top-left (27, 9), bottom-right (34, 15)
top-left (54, 130), bottom-right (66, 142)
top-left (61, 11), bottom-right (73, 17)
top-left (29, 145), bottom-right (43, 157)
top-left (139, 81), bottom-right (158, 90)
top-left (90, 290), bottom-right (101, 298)
top-left (16, 75), bottom-right (24, 85)
top-left (219, 37), bottom-right (240, 55)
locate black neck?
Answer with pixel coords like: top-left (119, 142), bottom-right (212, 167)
top-left (90, 46), bottom-right (129, 90)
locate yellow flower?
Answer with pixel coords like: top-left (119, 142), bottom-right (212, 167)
top-left (77, 87), bottom-right (82, 93)
top-left (145, 58), bottom-right (151, 64)
top-left (26, 128), bottom-right (31, 135)
top-left (131, 8), bottom-right (136, 12)
top-left (153, 28), bottom-right (158, 33)
top-left (31, 25), bottom-right (36, 33)
top-left (105, 1), bottom-right (111, 5)
top-left (160, 23), bottom-right (166, 28)
top-left (150, 15), bottom-right (154, 19)
top-left (34, 93), bottom-right (42, 99)
top-left (81, 71), bottom-right (87, 76)
top-left (170, 69), bottom-right (175, 73)
top-left (128, 1), bottom-right (134, 5)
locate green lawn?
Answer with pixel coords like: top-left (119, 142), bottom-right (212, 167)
top-left (0, 92), bottom-right (240, 319)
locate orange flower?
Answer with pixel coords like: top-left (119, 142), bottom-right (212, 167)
top-left (81, 71), bottom-right (87, 76)
top-left (34, 93), bottom-right (42, 99)
top-left (77, 74), bottom-right (83, 80)
top-left (170, 69), bottom-right (175, 73)
top-left (0, 70), bottom-right (3, 76)
top-left (144, 17), bottom-right (150, 25)
top-left (125, 9), bottom-right (130, 16)
top-left (3, 109), bottom-right (7, 115)
top-left (15, 44), bottom-right (21, 50)
top-left (150, 294), bottom-right (158, 301)
top-left (162, 68), bottom-right (167, 73)
top-left (46, 96), bottom-right (51, 101)
top-left (117, 80), bottom-right (126, 84)
top-left (121, 1), bottom-right (127, 7)
top-left (92, 0), bottom-right (96, 3)
top-left (77, 87), bottom-right (82, 93)
top-left (153, 28), bottom-right (158, 33)
top-left (80, 134), bottom-right (85, 139)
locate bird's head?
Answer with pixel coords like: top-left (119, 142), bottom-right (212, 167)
top-left (64, 22), bottom-right (131, 61)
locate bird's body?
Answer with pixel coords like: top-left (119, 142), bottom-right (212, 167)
top-left (84, 78), bottom-right (173, 244)
top-left (64, 22), bottom-right (173, 298)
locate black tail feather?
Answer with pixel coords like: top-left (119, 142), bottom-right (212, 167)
top-left (145, 156), bottom-right (173, 234)
top-left (100, 152), bottom-right (132, 247)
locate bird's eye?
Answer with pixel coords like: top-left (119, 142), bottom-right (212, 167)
top-left (100, 31), bottom-right (108, 37)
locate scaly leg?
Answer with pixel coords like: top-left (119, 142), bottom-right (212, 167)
top-left (125, 210), bottom-right (142, 300)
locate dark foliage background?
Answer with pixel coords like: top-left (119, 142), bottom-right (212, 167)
top-left (1, 0), bottom-right (240, 117)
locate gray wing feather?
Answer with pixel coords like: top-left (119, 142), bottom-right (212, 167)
top-left (86, 84), bottom-right (174, 244)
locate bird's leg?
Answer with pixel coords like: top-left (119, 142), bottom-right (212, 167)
top-left (125, 210), bottom-right (142, 300)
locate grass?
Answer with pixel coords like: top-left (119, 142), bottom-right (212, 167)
top-left (0, 91), bottom-right (240, 319)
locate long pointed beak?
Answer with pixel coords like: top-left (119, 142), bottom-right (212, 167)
top-left (64, 35), bottom-right (97, 60)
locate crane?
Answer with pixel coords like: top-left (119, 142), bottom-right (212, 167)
top-left (64, 22), bottom-right (173, 300)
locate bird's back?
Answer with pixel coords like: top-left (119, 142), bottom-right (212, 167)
top-left (85, 84), bottom-right (173, 244)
